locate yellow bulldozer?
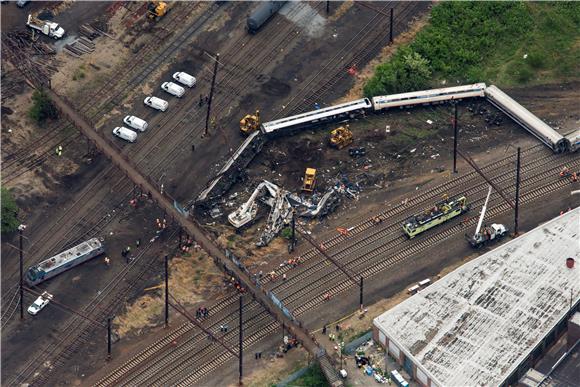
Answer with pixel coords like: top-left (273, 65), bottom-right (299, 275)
top-left (147, 1), bottom-right (168, 20)
top-left (240, 110), bottom-right (260, 135)
top-left (302, 168), bottom-right (317, 193)
top-left (329, 125), bottom-right (353, 149)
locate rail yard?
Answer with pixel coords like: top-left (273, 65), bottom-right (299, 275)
top-left (1, 2), bottom-right (579, 387)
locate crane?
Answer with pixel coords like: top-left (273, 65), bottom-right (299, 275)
top-left (466, 186), bottom-right (508, 248)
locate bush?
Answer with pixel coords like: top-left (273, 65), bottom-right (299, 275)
top-left (280, 227), bottom-right (293, 240)
top-left (363, 47), bottom-right (431, 97)
top-left (1, 188), bottom-right (20, 233)
top-left (28, 89), bottom-right (58, 124)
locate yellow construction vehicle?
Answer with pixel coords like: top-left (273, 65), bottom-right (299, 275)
top-left (240, 110), bottom-right (260, 135)
top-left (147, 1), bottom-right (168, 20)
top-left (302, 168), bottom-right (316, 193)
top-left (329, 125), bottom-right (353, 149)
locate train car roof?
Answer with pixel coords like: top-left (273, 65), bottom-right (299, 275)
top-left (35, 238), bottom-right (102, 273)
top-left (485, 85), bottom-right (564, 145)
top-left (262, 98), bottom-right (371, 133)
top-left (373, 83), bottom-right (487, 103)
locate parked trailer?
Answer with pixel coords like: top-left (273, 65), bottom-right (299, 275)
top-left (247, 1), bottom-right (287, 33)
top-left (261, 98), bottom-right (371, 137)
top-left (372, 83), bottom-right (486, 111)
top-left (25, 238), bottom-right (105, 286)
top-left (485, 85), bottom-right (569, 153)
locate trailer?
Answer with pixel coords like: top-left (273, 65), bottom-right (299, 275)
top-left (26, 14), bottom-right (65, 39)
top-left (25, 238), bottom-right (105, 286)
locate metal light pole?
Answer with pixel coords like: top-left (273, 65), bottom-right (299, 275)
top-left (107, 317), bottom-right (112, 360)
top-left (18, 224), bottom-right (26, 319)
top-left (389, 8), bottom-right (394, 44)
top-left (453, 103), bottom-right (458, 174)
top-left (165, 255), bottom-right (169, 327)
top-left (514, 147), bottom-right (521, 236)
top-left (205, 53), bottom-right (220, 136)
top-left (239, 296), bottom-right (243, 386)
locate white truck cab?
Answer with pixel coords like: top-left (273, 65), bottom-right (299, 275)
top-left (113, 126), bottom-right (137, 143)
top-left (27, 14), bottom-right (65, 39)
top-left (28, 291), bottom-right (53, 315)
top-left (144, 96), bottom-right (168, 111)
top-left (172, 72), bottom-right (196, 88)
top-left (123, 115), bottom-right (148, 132)
top-left (161, 82), bottom-right (185, 98)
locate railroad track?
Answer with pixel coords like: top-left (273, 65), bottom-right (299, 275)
top-left (2, 2), bottom-right (221, 183)
top-left (5, 227), bottom-right (181, 387)
top-left (95, 146), bottom-right (578, 386)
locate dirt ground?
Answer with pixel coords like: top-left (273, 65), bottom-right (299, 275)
top-left (1, 1), bottom-right (579, 386)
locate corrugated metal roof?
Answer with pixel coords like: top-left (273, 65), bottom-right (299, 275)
top-left (374, 208), bottom-right (580, 386)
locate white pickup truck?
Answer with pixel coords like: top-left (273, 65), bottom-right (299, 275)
top-left (27, 14), bottom-right (65, 39)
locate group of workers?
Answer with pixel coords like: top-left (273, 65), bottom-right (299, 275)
top-left (560, 166), bottom-right (578, 182)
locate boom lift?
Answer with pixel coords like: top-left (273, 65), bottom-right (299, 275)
top-left (329, 125), bottom-right (353, 149)
top-left (466, 186), bottom-right (508, 248)
top-left (240, 110), bottom-right (260, 135)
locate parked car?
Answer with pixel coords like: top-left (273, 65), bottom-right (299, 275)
top-left (123, 115), bottom-right (148, 132)
top-left (172, 71), bottom-right (196, 88)
top-left (113, 126), bottom-right (137, 143)
top-left (27, 291), bottom-right (53, 315)
top-left (144, 96), bottom-right (168, 111)
top-left (161, 82), bottom-right (185, 98)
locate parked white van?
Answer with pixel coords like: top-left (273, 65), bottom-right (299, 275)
top-left (161, 82), bottom-right (185, 98)
top-left (144, 96), bottom-right (168, 111)
top-left (113, 126), bottom-right (137, 143)
top-left (123, 115), bottom-right (148, 132)
top-left (173, 72), bottom-right (196, 88)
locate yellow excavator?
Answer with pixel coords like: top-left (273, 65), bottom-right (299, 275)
top-left (147, 1), bottom-right (168, 20)
top-left (240, 110), bottom-right (260, 135)
top-left (329, 125), bottom-right (353, 149)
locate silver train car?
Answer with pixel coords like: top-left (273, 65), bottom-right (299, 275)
top-left (484, 85), bottom-right (569, 153)
top-left (261, 98), bottom-right (372, 137)
top-left (565, 130), bottom-right (580, 153)
top-left (372, 83), bottom-right (486, 111)
top-left (25, 238), bottom-right (105, 286)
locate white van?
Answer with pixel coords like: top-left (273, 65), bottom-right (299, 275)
top-left (144, 96), bottom-right (168, 111)
top-left (113, 126), bottom-right (137, 143)
top-left (161, 82), bottom-right (185, 98)
top-left (123, 115), bottom-right (148, 132)
top-left (173, 72), bottom-right (196, 88)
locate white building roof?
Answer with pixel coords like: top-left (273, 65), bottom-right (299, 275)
top-left (374, 208), bottom-right (580, 387)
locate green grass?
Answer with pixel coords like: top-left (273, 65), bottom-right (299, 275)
top-left (365, 2), bottom-right (580, 96)
top-left (290, 364), bottom-right (329, 387)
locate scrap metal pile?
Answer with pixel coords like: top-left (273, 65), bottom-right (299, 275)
top-left (228, 179), bottom-right (356, 247)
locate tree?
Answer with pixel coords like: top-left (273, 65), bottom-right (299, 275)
top-left (1, 187), bottom-right (20, 233)
top-left (364, 47), bottom-right (431, 97)
top-left (28, 89), bottom-right (58, 124)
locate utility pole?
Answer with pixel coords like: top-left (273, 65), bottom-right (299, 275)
top-left (239, 296), bottom-right (243, 386)
top-left (205, 53), bottom-right (220, 137)
top-left (389, 8), bottom-right (394, 44)
top-left (453, 103), bottom-right (458, 174)
top-left (289, 211), bottom-right (296, 253)
top-left (326, 0), bottom-right (329, 14)
top-left (359, 276), bottom-right (364, 309)
top-left (107, 317), bottom-right (112, 360)
top-left (514, 147), bottom-right (521, 236)
top-left (165, 255), bottom-right (169, 327)
top-left (18, 224), bottom-right (26, 319)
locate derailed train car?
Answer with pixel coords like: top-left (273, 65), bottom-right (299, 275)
top-left (26, 238), bottom-right (105, 286)
top-left (484, 85), bottom-right (569, 153)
